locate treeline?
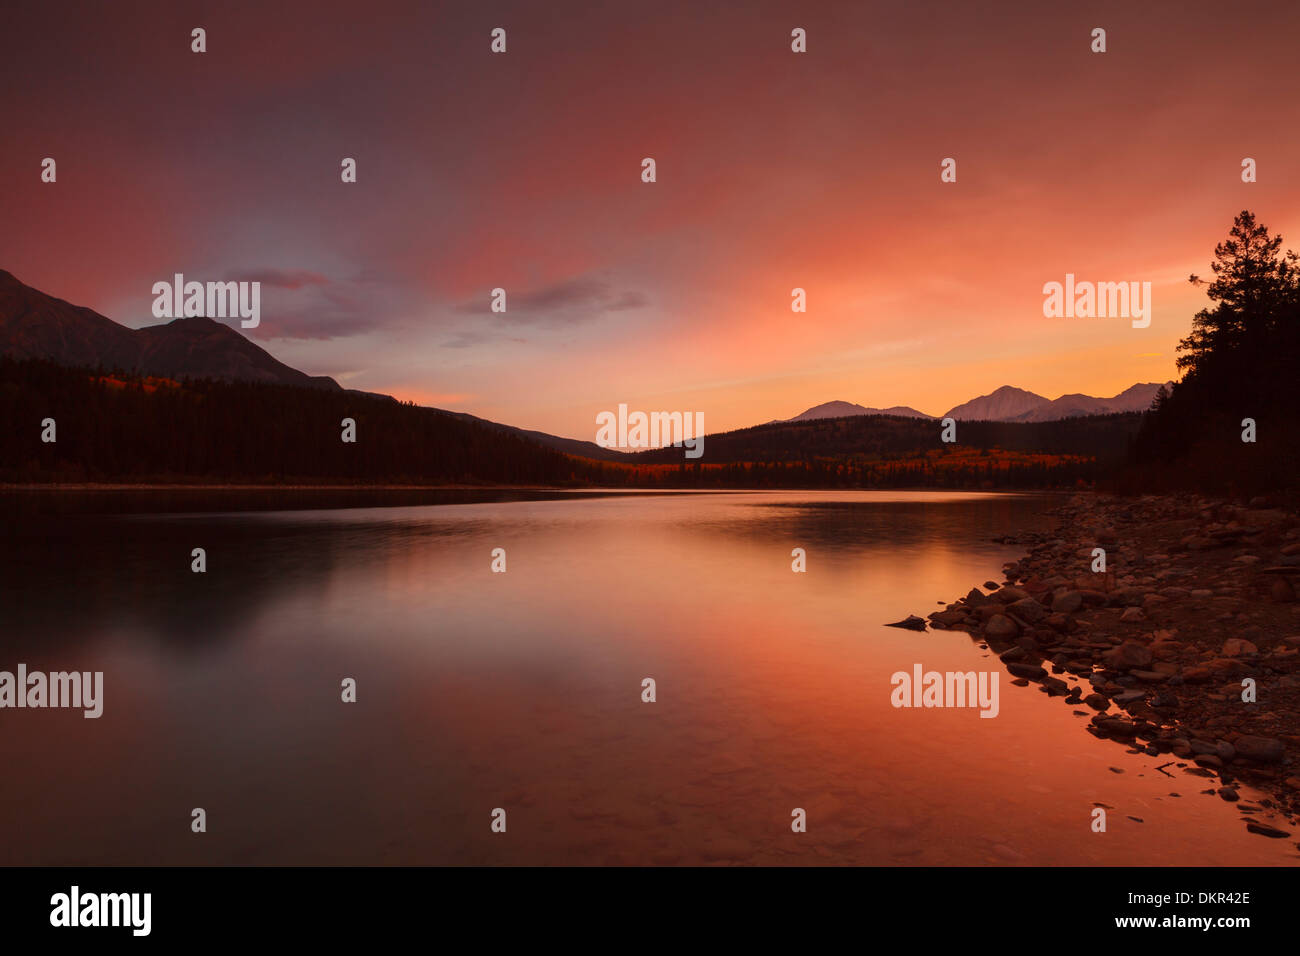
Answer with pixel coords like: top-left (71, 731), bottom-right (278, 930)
top-left (1127, 211), bottom-right (1300, 498)
top-left (577, 448), bottom-right (1100, 489)
top-left (625, 411), bottom-right (1142, 465)
top-left (0, 358), bottom-right (604, 485)
top-left (0, 358), bottom-right (1114, 490)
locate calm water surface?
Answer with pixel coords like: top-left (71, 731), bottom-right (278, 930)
top-left (1, 490), bottom-right (1295, 865)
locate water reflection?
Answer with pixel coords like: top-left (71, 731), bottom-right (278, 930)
top-left (0, 490), bottom-right (1294, 865)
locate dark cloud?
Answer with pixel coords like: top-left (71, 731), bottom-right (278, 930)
top-left (243, 271), bottom-right (415, 342)
top-left (456, 277), bottom-right (649, 324)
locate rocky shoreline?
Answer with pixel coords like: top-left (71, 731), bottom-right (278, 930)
top-left (929, 492), bottom-right (1300, 844)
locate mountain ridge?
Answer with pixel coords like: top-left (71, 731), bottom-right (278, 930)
top-left (0, 269), bottom-right (342, 391)
top-left (786, 382), bottom-right (1171, 424)
top-left (0, 268), bottom-right (626, 461)
top-left (1, 269), bottom-right (1173, 453)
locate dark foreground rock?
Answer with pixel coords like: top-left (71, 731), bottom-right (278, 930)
top-left (885, 615), bottom-right (928, 631)
top-left (931, 492), bottom-right (1300, 834)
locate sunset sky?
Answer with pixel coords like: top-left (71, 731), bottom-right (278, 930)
top-left (3, 0), bottom-right (1300, 439)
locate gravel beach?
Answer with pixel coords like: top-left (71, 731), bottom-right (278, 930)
top-left (930, 492), bottom-right (1300, 842)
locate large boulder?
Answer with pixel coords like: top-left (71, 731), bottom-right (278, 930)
top-left (1102, 640), bottom-right (1153, 670)
top-left (1233, 735), bottom-right (1285, 764)
top-left (1006, 661), bottom-right (1046, 680)
top-left (1006, 598), bottom-right (1049, 624)
top-left (1051, 591), bottom-right (1084, 614)
top-left (985, 614), bottom-right (1020, 638)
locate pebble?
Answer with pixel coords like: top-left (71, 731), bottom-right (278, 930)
top-left (1245, 821), bottom-right (1291, 839)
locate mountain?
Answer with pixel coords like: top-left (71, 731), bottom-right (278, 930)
top-left (788, 400), bottom-right (932, 422)
top-left (783, 382), bottom-right (1172, 426)
top-left (1, 268), bottom-right (1174, 464)
top-left (0, 269), bottom-right (341, 390)
top-left (943, 383), bottom-right (1171, 422)
top-left (0, 268), bottom-right (627, 460)
top-left (444, 411), bottom-right (625, 461)
top-left (942, 385), bottom-right (1047, 421)
top-left (631, 407), bottom-right (1144, 468)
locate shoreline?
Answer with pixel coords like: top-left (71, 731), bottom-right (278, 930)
top-left (0, 482), bottom-right (580, 492)
top-left (929, 492), bottom-right (1300, 842)
top-left (0, 482), bottom-right (1070, 494)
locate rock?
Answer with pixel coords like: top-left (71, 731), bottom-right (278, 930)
top-left (1096, 717), bottom-right (1136, 738)
top-left (1045, 613), bottom-right (1071, 632)
top-left (1052, 591), bottom-right (1084, 614)
top-left (1242, 509), bottom-right (1288, 527)
top-left (1040, 676), bottom-right (1071, 696)
top-left (1233, 735), bottom-right (1285, 763)
top-left (886, 615), bottom-right (927, 631)
top-left (1271, 578), bottom-right (1296, 603)
top-left (1204, 658), bottom-right (1247, 677)
top-left (995, 586), bottom-right (1031, 604)
top-left (1006, 662), bottom-right (1047, 680)
top-left (928, 608), bottom-right (968, 626)
top-left (985, 614), bottom-right (1020, 638)
top-left (1113, 587), bottom-right (1146, 607)
top-left (1245, 821), bottom-right (1291, 839)
top-left (1103, 641), bottom-right (1154, 670)
top-left (1119, 606), bottom-right (1146, 622)
top-left (1131, 670), bottom-right (1169, 683)
top-left (1084, 693), bottom-right (1109, 711)
top-left (1222, 638), bottom-right (1258, 657)
top-left (1007, 598), bottom-right (1048, 623)
top-left (1217, 787), bottom-right (1239, 802)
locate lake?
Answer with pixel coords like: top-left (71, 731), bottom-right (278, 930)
top-left (0, 489), bottom-right (1294, 864)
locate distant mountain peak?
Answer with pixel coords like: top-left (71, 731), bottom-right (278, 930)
top-left (0, 268), bottom-right (634, 461)
top-left (944, 383), bottom-right (1171, 422)
top-left (0, 268), bottom-right (340, 391)
top-left (789, 400), bottom-right (932, 422)
top-left (785, 381), bottom-right (1172, 427)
